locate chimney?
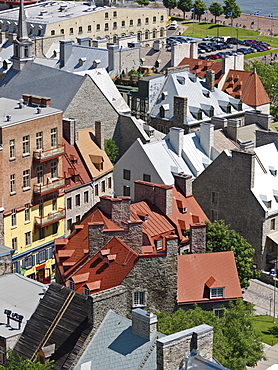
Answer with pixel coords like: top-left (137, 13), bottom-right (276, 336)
top-left (173, 173), bottom-right (192, 197)
top-left (226, 119), bottom-right (240, 142)
top-left (189, 41), bottom-right (198, 59)
top-left (210, 116), bottom-right (227, 130)
top-left (205, 69), bottom-right (215, 91)
top-left (171, 43), bottom-right (190, 67)
top-left (221, 55), bottom-right (234, 74)
top-left (88, 222), bottom-right (110, 257)
top-left (200, 123), bottom-right (214, 158)
top-left (132, 308), bottom-right (157, 340)
top-left (108, 44), bottom-right (119, 74)
top-left (165, 235), bottom-right (179, 256)
top-left (168, 127), bottom-right (184, 157)
top-left (95, 121), bottom-right (104, 149)
top-left (76, 36), bottom-right (90, 46)
top-left (60, 40), bottom-right (73, 68)
top-left (190, 223), bottom-right (206, 254)
top-left (173, 96), bottom-right (188, 126)
top-left (63, 118), bottom-right (76, 145)
top-left (99, 196), bottom-right (131, 227)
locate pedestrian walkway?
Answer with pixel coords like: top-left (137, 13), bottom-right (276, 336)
top-left (247, 343), bottom-right (278, 370)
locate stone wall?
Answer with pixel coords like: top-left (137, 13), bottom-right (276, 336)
top-left (122, 236), bottom-right (178, 314)
top-left (245, 111), bottom-right (272, 130)
top-left (190, 223), bottom-right (206, 254)
top-left (0, 254), bottom-right (12, 275)
top-left (156, 324), bottom-right (214, 370)
top-left (33, 35), bottom-right (65, 57)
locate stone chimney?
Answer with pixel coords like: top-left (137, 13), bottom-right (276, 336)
top-left (226, 119), bottom-right (240, 142)
top-left (190, 223), bottom-right (206, 254)
top-left (99, 196), bottom-right (131, 227)
top-left (173, 173), bottom-right (192, 197)
top-left (165, 235), bottom-right (179, 256)
top-left (173, 96), bottom-right (188, 127)
top-left (60, 40), bottom-right (73, 68)
top-left (205, 69), bottom-right (215, 91)
top-left (168, 127), bottom-right (184, 157)
top-left (88, 222), bottom-right (111, 256)
top-left (210, 116), bottom-right (227, 130)
top-left (95, 121), bottom-right (104, 149)
top-left (132, 308), bottom-right (157, 340)
top-left (189, 41), bottom-right (198, 59)
top-left (200, 123), bottom-right (214, 158)
top-left (245, 111), bottom-right (272, 130)
top-left (63, 118), bottom-right (76, 145)
top-left (76, 36), bottom-right (90, 46)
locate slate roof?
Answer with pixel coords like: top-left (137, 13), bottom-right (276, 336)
top-left (222, 69), bottom-right (270, 107)
top-left (0, 62), bottom-right (85, 111)
top-left (177, 251), bottom-right (242, 305)
top-left (13, 283), bottom-right (93, 370)
top-left (0, 244), bottom-right (13, 256)
top-left (0, 273), bottom-right (46, 339)
top-left (73, 309), bottom-right (162, 370)
top-left (140, 46), bottom-right (171, 72)
top-left (178, 58), bottom-right (223, 86)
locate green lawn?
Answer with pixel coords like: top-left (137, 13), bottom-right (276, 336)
top-left (251, 315), bottom-right (278, 346)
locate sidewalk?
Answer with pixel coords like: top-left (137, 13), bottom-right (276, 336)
top-left (247, 343), bottom-right (278, 370)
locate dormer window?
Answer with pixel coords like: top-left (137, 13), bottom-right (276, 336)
top-left (197, 109), bottom-right (202, 120)
top-left (69, 280), bottom-right (75, 291)
top-left (162, 91), bottom-right (168, 100)
top-left (210, 287), bottom-right (224, 298)
top-left (270, 167), bottom-right (277, 176)
top-left (226, 103), bottom-right (231, 114)
top-left (79, 57), bottom-right (86, 66)
top-left (209, 106), bottom-right (214, 117)
top-left (155, 238), bottom-right (162, 250)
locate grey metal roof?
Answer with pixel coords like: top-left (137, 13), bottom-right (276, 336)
top-left (0, 273), bottom-right (47, 339)
top-left (0, 244), bottom-right (12, 256)
top-left (74, 309), bottom-right (163, 370)
top-left (0, 62), bottom-right (85, 111)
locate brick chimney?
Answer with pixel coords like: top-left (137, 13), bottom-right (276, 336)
top-left (205, 69), bottom-right (215, 91)
top-left (132, 308), bottom-right (157, 340)
top-left (95, 121), bottom-right (104, 149)
top-left (173, 96), bottom-right (188, 126)
top-left (190, 223), bottom-right (206, 254)
top-left (168, 127), bottom-right (184, 157)
top-left (173, 173), bottom-right (192, 197)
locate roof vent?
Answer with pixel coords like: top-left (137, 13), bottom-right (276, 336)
top-left (37, 107), bottom-right (42, 114)
top-left (6, 115), bottom-right (11, 121)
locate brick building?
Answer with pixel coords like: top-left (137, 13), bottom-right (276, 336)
top-left (0, 97), bottom-right (65, 282)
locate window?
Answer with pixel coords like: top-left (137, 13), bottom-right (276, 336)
top-left (78, 26), bottom-right (82, 33)
top-left (25, 231), bottom-right (31, 247)
top-left (52, 222), bottom-right (58, 235)
top-left (10, 174), bottom-right (16, 194)
top-left (52, 195), bottom-right (57, 211)
top-left (113, 11), bottom-right (117, 17)
top-left (67, 197), bottom-right (72, 210)
top-left (61, 28), bottom-right (64, 34)
top-left (130, 20), bottom-right (133, 26)
top-left (12, 237), bottom-right (17, 251)
top-left (160, 15), bottom-right (164, 21)
top-left (101, 180), bottom-right (105, 193)
top-left (69, 280), bottom-right (75, 290)
top-left (95, 184), bottom-right (99, 197)
top-left (84, 191), bottom-right (89, 203)
top-left (25, 256), bottom-right (33, 269)
top-left (38, 250), bottom-right (46, 263)
top-left (153, 16), bottom-right (156, 23)
top-left (160, 28), bottom-right (164, 37)
top-left (25, 204), bottom-right (30, 222)
top-left (143, 174), bottom-right (151, 182)
top-left (67, 218), bottom-right (72, 231)
top-left (145, 17), bottom-right (149, 24)
top-left (88, 25), bottom-right (91, 32)
top-left (137, 32), bottom-right (141, 41)
top-left (155, 238), bottom-right (162, 250)
top-left (210, 287), bottom-right (224, 298)
top-left (133, 291), bottom-right (145, 307)
top-left (123, 169), bottom-right (131, 180)
top-left (123, 185), bottom-right (130, 196)
top-left (84, 286), bottom-right (90, 296)
top-left (226, 104), bottom-right (231, 114)
top-left (75, 194), bottom-right (81, 206)
top-left (153, 29), bottom-right (156, 38)
top-left (51, 128), bottom-right (57, 147)
top-left (213, 307), bottom-right (225, 318)
top-left (51, 30), bottom-right (55, 35)
top-left (104, 23), bottom-right (109, 31)
top-left (51, 161), bottom-right (57, 179)
top-left (211, 191), bottom-right (219, 204)
top-left (23, 169), bottom-right (30, 189)
top-left (122, 20), bottom-right (125, 27)
top-left (138, 19), bottom-right (141, 26)
top-left (39, 227), bottom-right (45, 240)
top-left (36, 132), bottom-right (43, 150)
top-left (10, 139), bottom-right (15, 159)
top-left (96, 24), bottom-right (100, 31)
top-left (113, 22), bottom-right (117, 29)
top-left (39, 199), bottom-right (43, 217)
top-left (76, 215), bottom-right (81, 223)
top-left (271, 218), bottom-right (276, 230)
top-left (37, 166), bottom-right (43, 184)
top-left (105, 12), bottom-right (108, 19)
top-left (145, 30), bottom-right (149, 40)
top-left (108, 177), bottom-right (112, 189)
top-left (210, 209), bottom-right (218, 221)
top-left (22, 135), bottom-right (30, 155)
top-left (70, 27), bottom-right (73, 34)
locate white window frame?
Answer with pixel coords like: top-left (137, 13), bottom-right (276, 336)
top-left (23, 169), bottom-right (30, 189)
top-left (51, 128), bottom-right (57, 147)
top-left (210, 287), bottom-right (224, 299)
top-left (10, 139), bottom-right (15, 159)
top-left (36, 131), bottom-right (43, 150)
top-left (25, 204), bottom-right (30, 222)
top-left (11, 209), bottom-right (16, 227)
top-left (12, 237), bottom-right (17, 251)
top-left (10, 174), bottom-right (16, 194)
top-left (22, 135), bottom-right (30, 155)
top-left (25, 231), bottom-right (31, 247)
top-left (133, 291), bottom-right (145, 307)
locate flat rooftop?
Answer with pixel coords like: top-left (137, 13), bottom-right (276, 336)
top-left (0, 97), bottom-right (61, 128)
top-left (0, 1), bottom-right (118, 24)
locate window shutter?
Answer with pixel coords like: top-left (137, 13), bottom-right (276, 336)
top-left (15, 261), bottom-right (20, 273)
top-left (45, 249), bottom-right (48, 261)
top-left (32, 255), bottom-right (35, 266)
top-left (22, 259), bottom-right (26, 269)
top-left (50, 247), bottom-right (54, 259)
top-left (36, 253), bottom-right (40, 265)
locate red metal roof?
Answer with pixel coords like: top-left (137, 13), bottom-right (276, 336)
top-left (177, 251), bottom-right (242, 305)
top-left (178, 58), bottom-right (223, 86)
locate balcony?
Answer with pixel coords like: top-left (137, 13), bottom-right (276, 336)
top-left (33, 145), bottom-right (64, 162)
top-left (34, 178), bottom-right (65, 195)
top-left (35, 208), bottom-right (66, 227)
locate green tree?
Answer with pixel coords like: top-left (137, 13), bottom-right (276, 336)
top-left (223, 0), bottom-right (241, 25)
top-left (163, 0), bottom-right (177, 15)
top-left (177, 0), bottom-right (193, 19)
top-left (136, 0), bottom-right (150, 6)
top-left (0, 351), bottom-right (53, 370)
top-left (157, 300), bottom-right (264, 370)
top-left (193, 0), bottom-right (206, 21)
top-left (104, 139), bottom-right (119, 165)
top-left (209, 2), bottom-right (223, 23)
top-left (206, 220), bottom-right (259, 289)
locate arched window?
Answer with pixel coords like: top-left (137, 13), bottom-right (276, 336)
top-left (145, 30), bottom-right (149, 40)
top-left (137, 32), bottom-right (141, 41)
top-left (152, 29), bottom-right (156, 38)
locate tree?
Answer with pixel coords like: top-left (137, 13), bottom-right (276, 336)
top-left (223, 0), bottom-right (241, 26)
top-left (177, 0), bottom-right (193, 19)
top-left (0, 351), bottom-right (53, 370)
top-left (136, 0), bottom-right (150, 6)
top-left (163, 0), bottom-right (177, 16)
top-left (157, 300), bottom-right (264, 370)
top-left (104, 139), bottom-right (119, 165)
top-left (206, 220), bottom-right (259, 289)
top-left (193, 0), bottom-right (206, 21)
top-left (209, 2), bottom-right (223, 23)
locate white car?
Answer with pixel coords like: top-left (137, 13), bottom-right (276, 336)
top-left (168, 21), bottom-right (178, 30)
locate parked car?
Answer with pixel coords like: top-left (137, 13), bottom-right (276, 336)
top-left (168, 21), bottom-right (178, 30)
top-left (203, 36), bottom-right (213, 41)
